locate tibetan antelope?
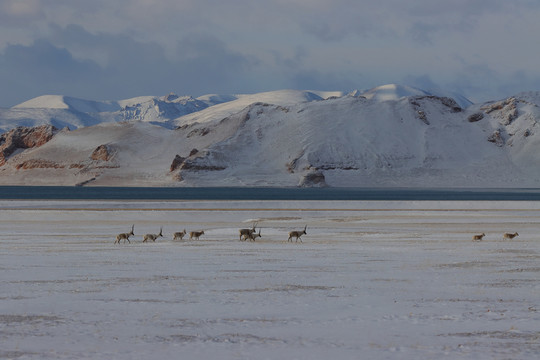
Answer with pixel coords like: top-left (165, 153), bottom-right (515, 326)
top-left (189, 230), bottom-right (205, 241)
top-left (143, 227), bottom-right (163, 243)
top-left (472, 233), bottom-right (486, 241)
top-left (115, 225), bottom-right (134, 244)
top-left (288, 225), bottom-right (307, 242)
top-left (173, 229), bottom-right (187, 241)
top-left (503, 232), bottom-right (519, 240)
top-left (245, 228), bottom-right (262, 242)
top-left (239, 222), bottom-right (258, 241)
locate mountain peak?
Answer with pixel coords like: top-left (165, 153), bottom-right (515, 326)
top-left (361, 84), bottom-right (430, 101)
top-left (13, 95), bottom-right (70, 110)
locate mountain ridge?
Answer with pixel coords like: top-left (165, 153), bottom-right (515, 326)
top-left (1, 84), bottom-right (539, 187)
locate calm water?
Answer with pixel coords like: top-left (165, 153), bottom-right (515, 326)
top-left (0, 186), bottom-right (540, 200)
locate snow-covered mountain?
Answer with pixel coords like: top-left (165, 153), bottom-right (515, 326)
top-left (0, 89), bottom-right (339, 132)
top-left (0, 86), bottom-right (468, 132)
top-left (1, 85), bottom-right (539, 187)
top-left (0, 92), bottom-right (236, 132)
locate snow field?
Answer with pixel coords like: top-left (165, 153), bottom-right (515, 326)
top-left (1, 200), bottom-right (539, 359)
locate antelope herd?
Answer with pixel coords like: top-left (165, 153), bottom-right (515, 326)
top-left (114, 223), bottom-right (307, 244)
top-left (114, 224), bottom-right (520, 245)
top-left (472, 232), bottom-right (520, 241)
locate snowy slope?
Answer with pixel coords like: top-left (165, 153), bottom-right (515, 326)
top-left (176, 95), bottom-right (515, 187)
top-left (0, 106), bottom-right (106, 131)
top-left (174, 89), bottom-right (337, 126)
top-left (0, 92), bottom-right (237, 132)
top-left (466, 92), bottom-right (540, 177)
top-left (13, 95), bottom-right (121, 112)
top-left (0, 120), bottom-right (236, 186)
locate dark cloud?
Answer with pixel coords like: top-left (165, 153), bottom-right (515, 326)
top-left (442, 64), bottom-right (540, 102)
top-left (290, 69), bottom-right (361, 92)
top-left (0, 25), bottom-right (261, 106)
top-left (408, 22), bottom-right (441, 45)
top-left (446, 64), bottom-right (502, 102)
top-left (0, 39), bottom-right (103, 105)
top-left (296, 3), bottom-right (386, 42)
top-left (402, 74), bottom-right (439, 91)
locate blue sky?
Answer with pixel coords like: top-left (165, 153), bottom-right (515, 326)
top-left (1, 0), bottom-right (540, 107)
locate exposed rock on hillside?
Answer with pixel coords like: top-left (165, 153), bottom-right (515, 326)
top-left (467, 113), bottom-right (484, 122)
top-left (437, 96), bottom-right (462, 112)
top-left (178, 151), bottom-right (227, 171)
top-left (0, 125), bottom-right (57, 166)
top-left (299, 169), bottom-right (327, 187)
top-left (170, 149), bottom-right (211, 181)
top-left (488, 130), bottom-right (505, 147)
top-left (481, 98), bottom-right (518, 125)
top-left (170, 149), bottom-right (200, 173)
top-left (170, 154), bottom-right (186, 172)
top-left (15, 159), bottom-right (64, 170)
top-left (91, 144), bottom-right (114, 161)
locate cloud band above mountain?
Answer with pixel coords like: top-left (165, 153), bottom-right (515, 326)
top-left (1, 1), bottom-right (540, 107)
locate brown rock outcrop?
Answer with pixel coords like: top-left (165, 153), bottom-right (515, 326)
top-left (15, 159), bottom-right (65, 170)
top-left (0, 125), bottom-right (57, 166)
top-left (487, 130), bottom-right (505, 147)
top-left (467, 113), bottom-right (484, 123)
top-left (91, 144), bottom-right (114, 161)
top-left (170, 154), bottom-right (186, 172)
top-left (299, 169), bottom-right (327, 187)
top-left (480, 98), bottom-right (518, 125)
top-left (170, 149), bottom-right (202, 175)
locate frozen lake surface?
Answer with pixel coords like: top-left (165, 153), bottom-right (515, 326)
top-left (1, 200), bottom-right (539, 359)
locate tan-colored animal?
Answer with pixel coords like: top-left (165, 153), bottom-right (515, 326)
top-left (239, 222), bottom-right (258, 241)
top-left (173, 229), bottom-right (187, 241)
top-left (143, 227), bottom-right (163, 243)
top-left (472, 233), bottom-right (486, 241)
top-left (115, 225), bottom-right (134, 244)
top-left (245, 228), bottom-right (262, 242)
top-left (503, 232), bottom-right (519, 239)
top-left (288, 225), bottom-right (307, 242)
top-left (189, 230), bottom-right (205, 240)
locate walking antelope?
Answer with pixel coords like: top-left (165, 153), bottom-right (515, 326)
top-left (115, 225), bottom-right (134, 244)
top-left (239, 222), bottom-right (258, 241)
top-left (189, 230), bottom-right (205, 241)
top-left (503, 232), bottom-right (519, 239)
top-left (173, 229), bottom-right (187, 241)
top-left (288, 225), bottom-right (307, 242)
top-left (472, 233), bottom-right (486, 241)
top-left (245, 228), bottom-right (262, 242)
top-left (143, 227), bottom-right (163, 243)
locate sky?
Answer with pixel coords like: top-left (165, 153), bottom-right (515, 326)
top-left (1, 0), bottom-right (540, 107)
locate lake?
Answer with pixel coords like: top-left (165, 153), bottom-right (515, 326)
top-left (1, 186), bottom-right (540, 200)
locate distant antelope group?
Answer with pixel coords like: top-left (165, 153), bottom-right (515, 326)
top-left (114, 222), bottom-right (307, 244)
top-left (472, 232), bottom-right (519, 241)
